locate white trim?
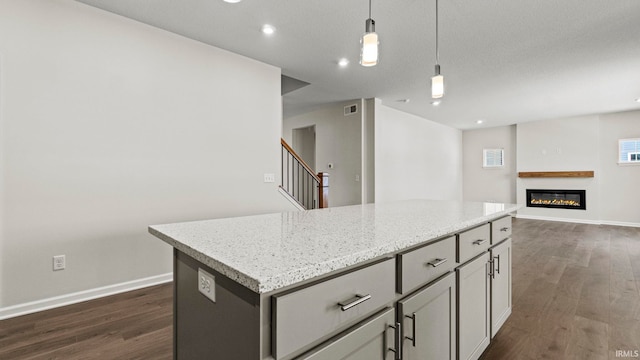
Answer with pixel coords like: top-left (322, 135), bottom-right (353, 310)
top-left (515, 214), bottom-right (601, 225)
top-left (278, 186), bottom-right (305, 211)
top-left (600, 220), bottom-right (640, 228)
top-left (0, 273), bottom-right (173, 320)
top-left (515, 214), bottom-right (640, 228)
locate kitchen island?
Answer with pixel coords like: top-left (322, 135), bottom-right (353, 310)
top-left (150, 199), bottom-right (519, 360)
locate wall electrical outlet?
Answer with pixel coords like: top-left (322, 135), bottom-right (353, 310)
top-left (198, 268), bottom-right (216, 303)
top-left (53, 255), bottom-right (66, 271)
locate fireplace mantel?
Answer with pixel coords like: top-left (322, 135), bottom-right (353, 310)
top-left (518, 171), bottom-right (594, 178)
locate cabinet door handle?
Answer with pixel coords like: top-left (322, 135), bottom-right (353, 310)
top-left (338, 294), bottom-right (371, 311)
top-left (473, 239), bottom-right (487, 245)
top-left (405, 313), bottom-right (417, 347)
top-left (426, 258), bottom-right (448, 267)
top-left (500, 227), bottom-right (510, 232)
top-left (388, 322), bottom-right (402, 359)
top-left (488, 259), bottom-right (495, 279)
top-left (495, 254), bottom-right (501, 275)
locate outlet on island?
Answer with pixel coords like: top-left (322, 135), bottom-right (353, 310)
top-left (198, 268), bottom-right (216, 303)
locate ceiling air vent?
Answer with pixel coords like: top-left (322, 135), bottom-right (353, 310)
top-left (344, 104), bottom-right (358, 116)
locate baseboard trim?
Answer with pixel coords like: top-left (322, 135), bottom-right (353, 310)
top-left (599, 220), bottom-right (640, 228)
top-left (515, 214), bottom-right (640, 228)
top-left (0, 273), bottom-right (173, 321)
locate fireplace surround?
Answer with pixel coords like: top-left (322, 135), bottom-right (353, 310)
top-left (526, 189), bottom-right (586, 210)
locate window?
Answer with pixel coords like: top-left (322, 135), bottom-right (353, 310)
top-left (619, 138), bottom-right (640, 164)
top-left (483, 149), bottom-right (504, 168)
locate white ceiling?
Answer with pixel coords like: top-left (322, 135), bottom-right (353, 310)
top-left (76, 0), bottom-right (640, 129)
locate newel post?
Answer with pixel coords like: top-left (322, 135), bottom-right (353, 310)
top-left (318, 172), bottom-right (329, 208)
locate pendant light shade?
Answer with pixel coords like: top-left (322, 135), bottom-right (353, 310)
top-left (431, 64), bottom-right (444, 98)
top-left (360, 1), bottom-right (378, 67)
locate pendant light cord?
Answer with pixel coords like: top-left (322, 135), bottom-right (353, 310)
top-left (435, 0), bottom-right (439, 65)
top-left (369, 0), bottom-right (372, 19)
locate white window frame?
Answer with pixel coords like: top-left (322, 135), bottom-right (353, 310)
top-left (483, 148), bottom-right (504, 168)
top-left (618, 138), bottom-right (640, 165)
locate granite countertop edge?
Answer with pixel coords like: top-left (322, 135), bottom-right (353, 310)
top-left (149, 201), bottom-right (521, 294)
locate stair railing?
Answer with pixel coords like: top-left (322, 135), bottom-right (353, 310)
top-left (280, 138), bottom-right (328, 209)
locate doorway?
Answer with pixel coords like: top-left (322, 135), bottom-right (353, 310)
top-left (292, 125), bottom-right (316, 171)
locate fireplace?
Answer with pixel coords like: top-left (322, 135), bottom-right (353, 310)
top-left (526, 189), bottom-right (586, 210)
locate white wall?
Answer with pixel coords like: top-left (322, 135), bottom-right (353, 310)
top-left (463, 126), bottom-right (517, 204)
top-left (0, 0), bottom-right (293, 309)
top-left (283, 100), bottom-right (363, 207)
top-left (517, 115), bottom-right (601, 222)
top-left (375, 102), bottom-right (463, 202)
top-left (598, 111), bottom-right (640, 224)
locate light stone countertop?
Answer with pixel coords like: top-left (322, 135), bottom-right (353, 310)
top-left (149, 199), bottom-right (520, 294)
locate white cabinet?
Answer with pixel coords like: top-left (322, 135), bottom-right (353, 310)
top-left (297, 308), bottom-right (398, 360)
top-left (272, 259), bottom-right (395, 359)
top-left (490, 238), bottom-right (512, 338)
top-left (456, 252), bottom-right (491, 360)
top-left (397, 272), bottom-right (456, 360)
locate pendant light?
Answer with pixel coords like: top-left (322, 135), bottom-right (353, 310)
top-left (360, 0), bottom-right (379, 67)
top-left (431, 0), bottom-right (444, 98)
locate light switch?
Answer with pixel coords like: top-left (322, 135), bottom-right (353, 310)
top-left (264, 173), bottom-right (275, 183)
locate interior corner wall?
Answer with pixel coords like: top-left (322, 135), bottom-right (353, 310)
top-left (374, 102), bottom-right (463, 203)
top-left (462, 125), bottom-right (517, 204)
top-left (361, 98), bottom-right (376, 204)
top-left (283, 100), bottom-right (363, 207)
top-left (598, 110), bottom-right (640, 224)
top-left (0, 0), bottom-right (292, 309)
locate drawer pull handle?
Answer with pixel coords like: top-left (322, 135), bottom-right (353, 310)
top-left (388, 322), bottom-right (402, 359)
top-left (338, 294), bottom-right (371, 311)
top-left (405, 313), bottom-right (417, 347)
top-left (473, 239), bottom-right (487, 245)
top-left (426, 258), bottom-right (448, 267)
top-left (500, 227), bottom-right (510, 232)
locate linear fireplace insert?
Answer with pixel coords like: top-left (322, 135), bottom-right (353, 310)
top-left (526, 189), bottom-right (586, 210)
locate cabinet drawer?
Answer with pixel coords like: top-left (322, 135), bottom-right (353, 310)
top-left (397, 236), bottom-right (456, 294)
top-left (272, 258), bottom-right (395, 360)
top-left (457, 224), bottom-right (490, 264)
top-left (491, 216), bottom-right (512, 244)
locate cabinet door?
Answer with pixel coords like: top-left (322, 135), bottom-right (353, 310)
top-left (490, 238), bottom-right (512, 338)
top-left (398, 272), bottom-right (456, 360)
top-left (297, 308), bottom-right (397, 360)
top-left (457, 253), bottom-right (490, 360)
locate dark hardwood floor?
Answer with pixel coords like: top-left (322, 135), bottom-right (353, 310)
top-left (0, 284), bottom-right (173, 360)
top-left (1, 218), bottom-right (638, 359)
top-left (481, 218), bottom-right (640, 360)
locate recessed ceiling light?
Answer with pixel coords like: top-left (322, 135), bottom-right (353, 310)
top-left (431, 100), bottom-right (441, 106)
top-left (338, 58), bottom-right (349, 67)
top-left (223, 0), bottom-right (242, 3)
top-left (635, 98), bottom-right (640, 103)
top-left (396, 99), bottom-right (410, 103)
top-left (476, 120), bottom-right (484, 124)
top-left (261, 24), bottom-right (276, 35)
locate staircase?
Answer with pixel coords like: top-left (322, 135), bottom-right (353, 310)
top-left (280, 138), bottom-right (328, 210)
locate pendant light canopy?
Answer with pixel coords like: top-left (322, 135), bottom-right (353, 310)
top-left (431, 0), bottom-right (444, 98)
top-left (360, 0), bottom-right (379, 67)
